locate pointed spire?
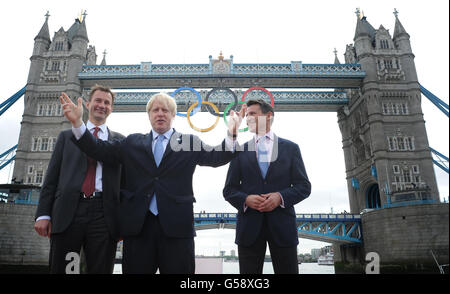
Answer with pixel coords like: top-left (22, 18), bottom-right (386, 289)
top-left (353, 8), bottom-right (376, 41)
top-left (333, 48), bottom-right (341, 64)
top-left (101, 49), bottom-right (107, 65)
top-left (393, 8), bottom-right (409, 39)
top-left (35, 11), bottom-right (51, 41)
top-left (73, 12), bottom-right (89, 42)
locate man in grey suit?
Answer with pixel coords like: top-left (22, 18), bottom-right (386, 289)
top-left (34, 85), bottom-right (124, 274)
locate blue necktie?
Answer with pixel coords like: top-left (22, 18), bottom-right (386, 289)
top-left (257, 136), bottom-right (269, 178)
top-left (150, 135), bottom-right (165, 215)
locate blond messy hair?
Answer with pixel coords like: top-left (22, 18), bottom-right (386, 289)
top-left (146, 93), bottom-right (177, 115)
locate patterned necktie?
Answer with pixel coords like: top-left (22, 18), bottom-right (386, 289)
top-left (257, 136), bottom-right (269, 178)
top-left (81, 127), bottom-right (99, 197)
top-left (150, 135), bottom-right (165, 215)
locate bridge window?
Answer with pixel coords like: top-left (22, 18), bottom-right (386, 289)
top-left (50, 138), bottom-right (56, 151)
top-left (380, 40), bottom-right (389, 49)
top-left (387, 136), bottom-right (415, 151)
top-left (35, 170), bottom-right (43, 184)
top-left (384, 59), bottom-right (393, 69)
top-left (403, 171), bottom-right (411, 183)
top-left (31, 138), bottom-right (39, 151)
top-left (40, 138), bottom-right (49, 151)
top-left (412, 165), bottom-right (420, 174)
top-left (28, 165), bottom-right (34, 174)
top-left (51, 61), bottom-right (60, 71)
top-left (393, 165), bottom-right (400, 174)
top-left (382, 102), bottom-right (409, 115)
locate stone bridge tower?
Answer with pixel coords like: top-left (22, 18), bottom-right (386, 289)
top-left (12, 12), bottom-right (97, 185)
top-left (338, 10), bottom-right (440, 213)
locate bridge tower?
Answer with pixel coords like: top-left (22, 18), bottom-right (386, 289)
top-left (12, 12), bottom-right (97, 185)
top-left (338, 10), bottom-right (440, 213)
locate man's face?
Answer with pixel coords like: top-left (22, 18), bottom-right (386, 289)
top-left (246, 104), bottom-right (272, 134)
top-left (86, 90), bottom-right (113, 124)
top-left (148, 99), bottom-right (175, 134)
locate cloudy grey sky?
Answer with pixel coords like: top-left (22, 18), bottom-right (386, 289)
top-left (0, 0), bottom-right (448, 255)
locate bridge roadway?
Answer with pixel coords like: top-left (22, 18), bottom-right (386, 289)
top-left (194, 212), bottom-right (362, 244)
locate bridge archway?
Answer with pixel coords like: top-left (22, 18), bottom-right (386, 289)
top-left (366, 184), bottom-right (381, 209)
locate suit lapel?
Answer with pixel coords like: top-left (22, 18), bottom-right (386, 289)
top-left (246, 139), bottom-right (262, 178)
top-left (143, 131), bottom-right (156, 166)
top-left (265, 135), bottom-right (282, 178)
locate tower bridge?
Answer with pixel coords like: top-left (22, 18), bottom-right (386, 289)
top-left (0, 9), bottom-right (448, 273)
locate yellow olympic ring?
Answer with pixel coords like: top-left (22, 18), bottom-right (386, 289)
top-left (186, 101), bottom-right (220, 132)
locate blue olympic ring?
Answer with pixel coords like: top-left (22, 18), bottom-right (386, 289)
top-left (171, 87), bottom-right (202, 117)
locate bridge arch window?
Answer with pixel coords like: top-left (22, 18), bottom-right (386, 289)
top-left (366, 184), bottom-right (381, 209)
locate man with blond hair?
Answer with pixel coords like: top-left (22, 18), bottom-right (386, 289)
top-left (60, 92), bottom-right (245, 274)
top-left (35, 85), bottom-right (124, 273)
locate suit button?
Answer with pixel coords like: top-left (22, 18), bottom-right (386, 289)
top-left (147, 195), bottom-right (151, 199)
top-left (155, 177), bottom-right (159, 180)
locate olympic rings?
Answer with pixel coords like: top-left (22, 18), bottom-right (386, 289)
top-left (171, 87), bottom-right (202, 117)
top-left (186, 101), bottom-right (220, 132)
top-left (171, 86), bottom-right (274, 132)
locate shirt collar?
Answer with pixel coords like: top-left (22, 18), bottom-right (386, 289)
top-left (255, 130), bottom-right (274, 143)
top-left (152, 128), bottom-right (174, 141)
top-left (86, 120), bottom-right (107, 134)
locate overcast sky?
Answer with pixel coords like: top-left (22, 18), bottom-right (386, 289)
top-left (0, 0), bottom-right (448, 255)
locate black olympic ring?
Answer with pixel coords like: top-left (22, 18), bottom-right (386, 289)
top-left (204, 88), bottom-right (238, 118)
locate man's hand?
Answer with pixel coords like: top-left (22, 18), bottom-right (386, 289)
top-left (34, 219), bottom-right (52, 237)
top-left (245, 194), bottom-right (266, 210)
top-left (227, 104), bottom-right (247, 136)
top-left (258, 192), bottom-right (282, 212)
top-left (59, 92), bottom-right (84, 127)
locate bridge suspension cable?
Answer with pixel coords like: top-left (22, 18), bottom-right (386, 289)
top-left (0, 144), bottom-right (17, 171)
top-left (420, 84), bottom-right (449, 117)
top-left (0, 86), bottom-right (26, 117)
top-left (430, 147), bottom-right (449, 174)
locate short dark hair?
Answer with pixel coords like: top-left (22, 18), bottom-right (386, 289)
top-left (246, 99), bottom-right (274, 115)
top-left (89, 84), bottom-right (115, 103)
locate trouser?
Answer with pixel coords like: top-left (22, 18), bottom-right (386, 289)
top-left (238, 218), bottom-right (299, 274)
top-left (49, 198), bottom-right (117, 274)
top-left (122, 212), bottom-right (195, 274)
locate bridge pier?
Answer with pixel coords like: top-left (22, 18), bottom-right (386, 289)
top-left (334, 203), bottom-right (449, 273)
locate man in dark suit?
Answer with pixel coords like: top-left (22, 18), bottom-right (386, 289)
top-left (223, 99), bottom-right (311, 274)
top-left (34, 85), bottom-right (124, 274)
top-left (60, 92), bottom-right (245, 274)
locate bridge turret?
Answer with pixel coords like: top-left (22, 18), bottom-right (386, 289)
top-left (392, 11), bottom-right (418, 83)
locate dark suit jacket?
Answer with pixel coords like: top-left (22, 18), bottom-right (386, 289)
top-left (35, 128), bottom-right (124, 240)
top-left (223, 136), bottom-right (311, 247)
top-left (74, 129), bottom-right (235, 238)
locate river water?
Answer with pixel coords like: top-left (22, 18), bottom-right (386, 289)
top-left (113, 261), bottom-right (334, 274)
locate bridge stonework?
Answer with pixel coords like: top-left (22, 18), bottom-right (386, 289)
top-left (3, 12), bottom-right (448, 273)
